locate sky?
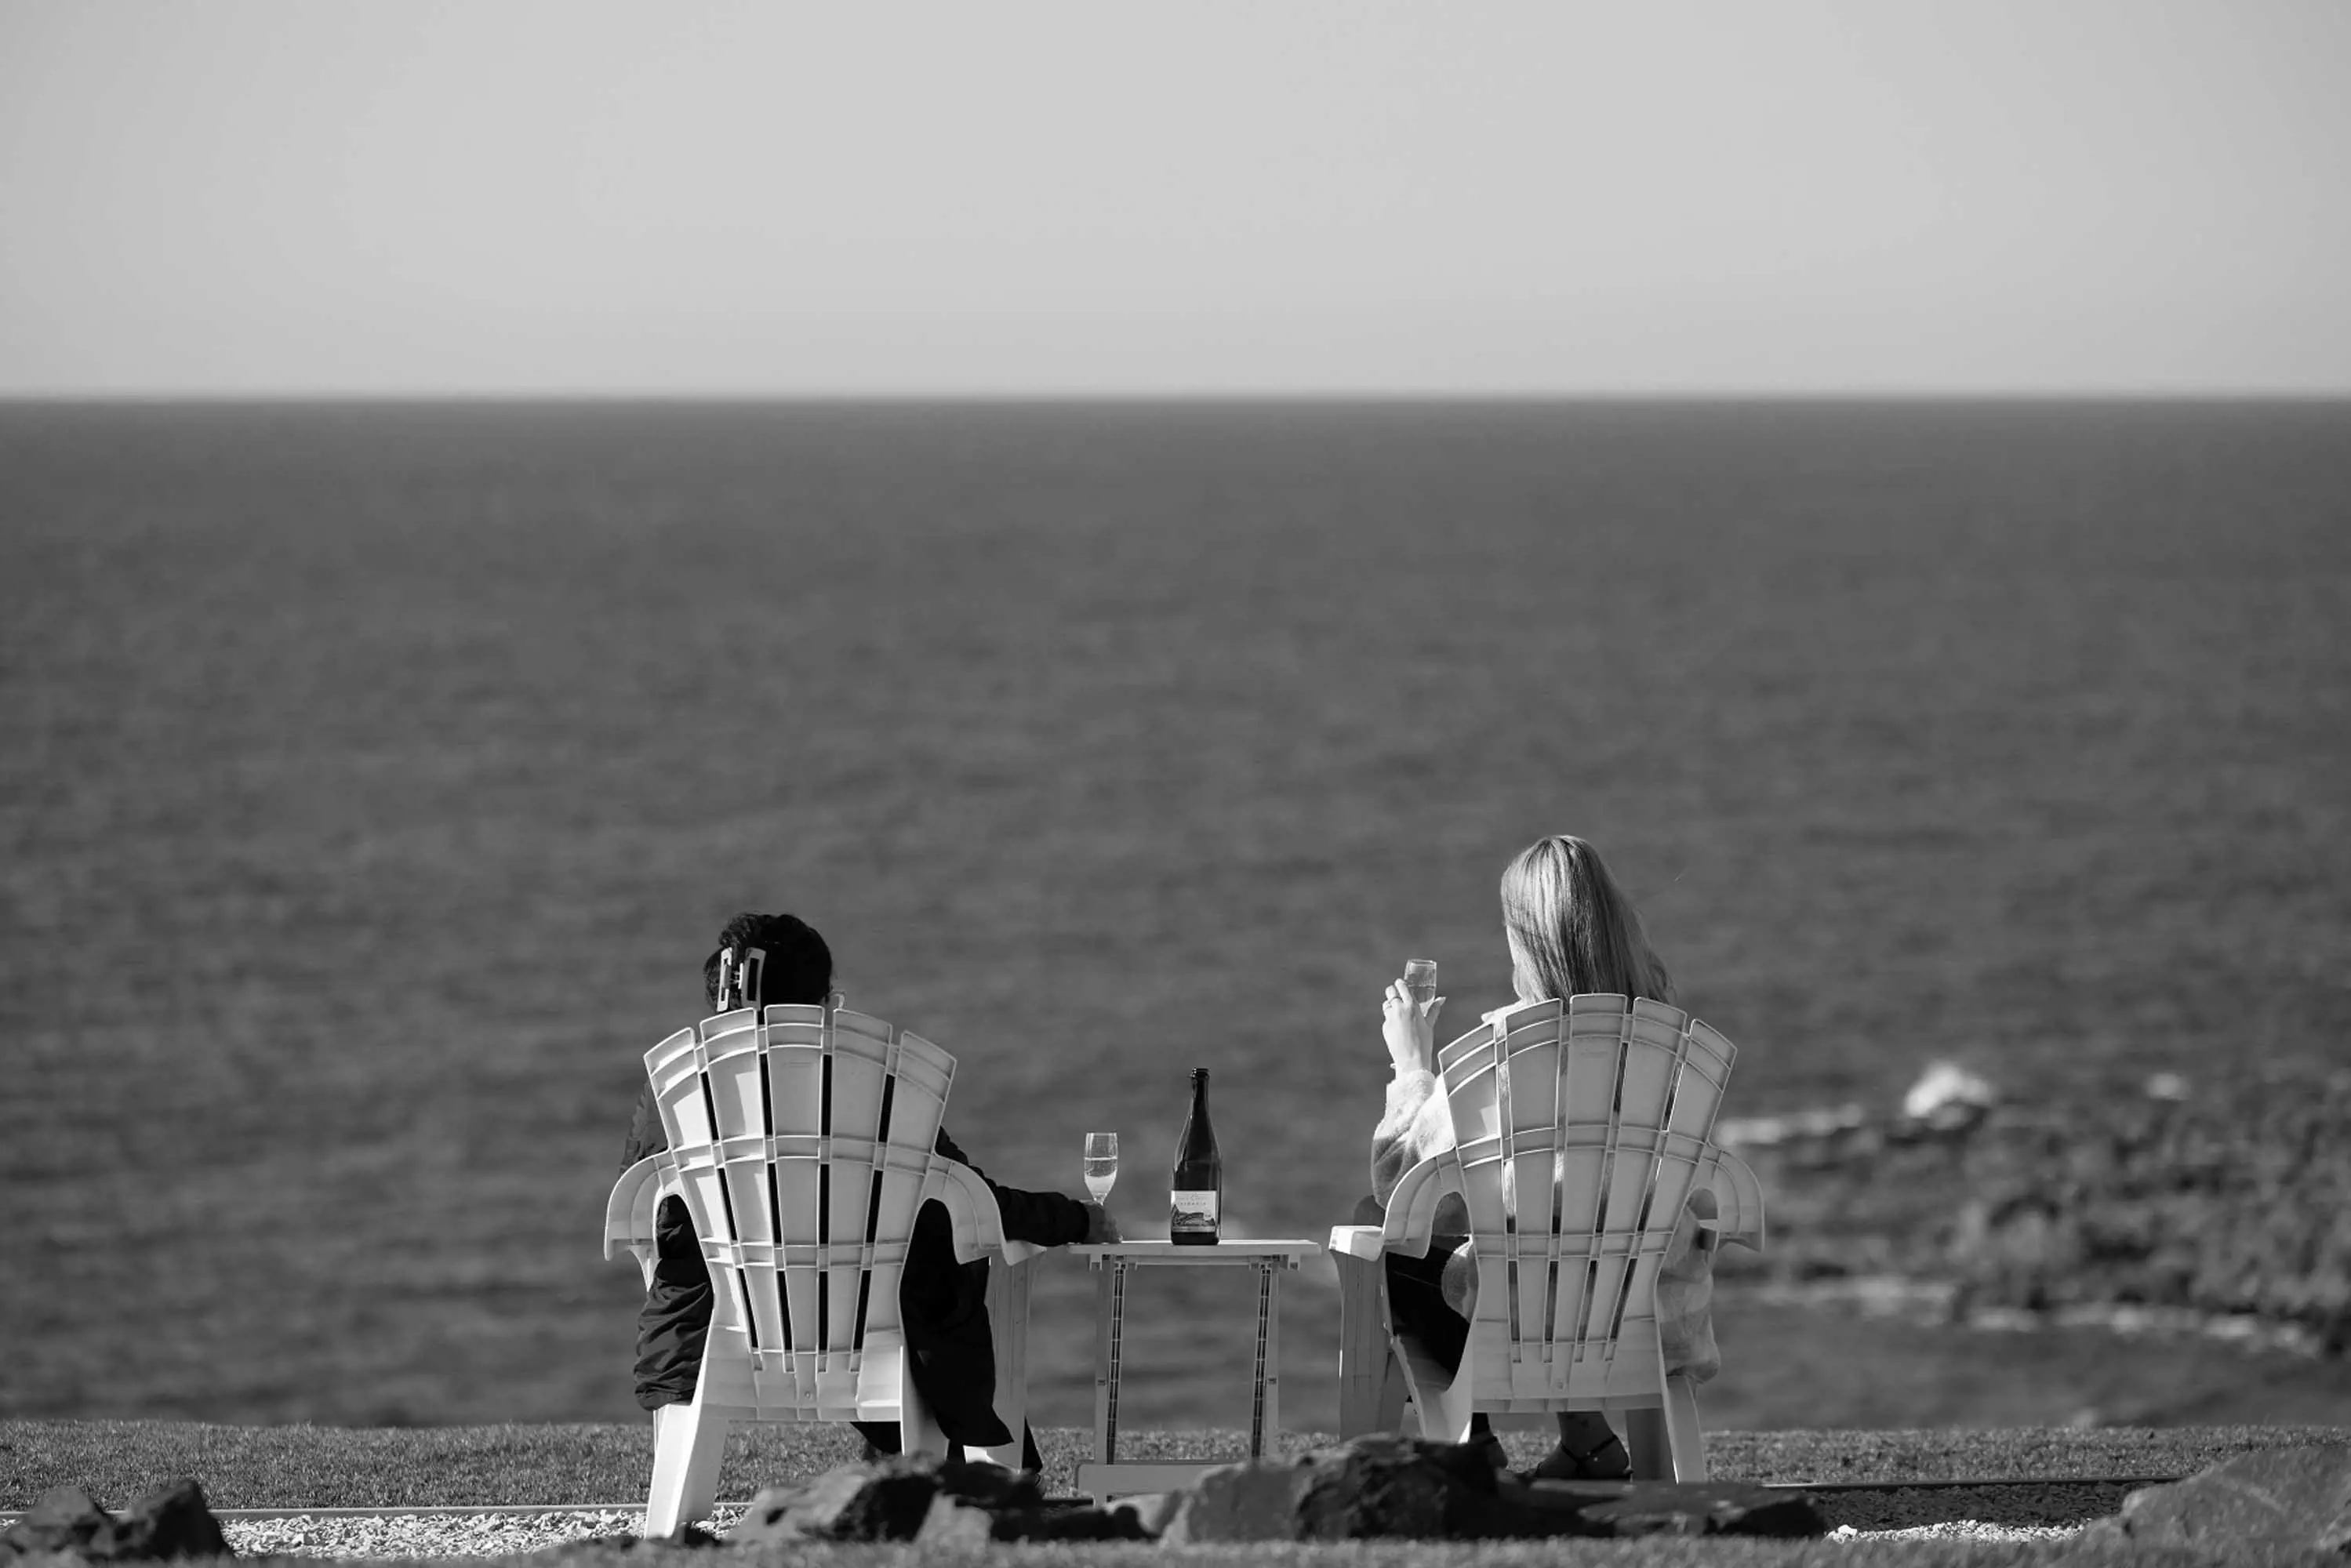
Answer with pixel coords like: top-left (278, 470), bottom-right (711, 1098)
top-left (2, 0), bottom-right (2348, 396)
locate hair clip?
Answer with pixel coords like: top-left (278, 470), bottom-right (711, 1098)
top-left (714, 945), bottom-right (769, 1011)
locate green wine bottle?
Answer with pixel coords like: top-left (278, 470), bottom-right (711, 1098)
top-left (1169, 1067), bottom-right (1222, 1245)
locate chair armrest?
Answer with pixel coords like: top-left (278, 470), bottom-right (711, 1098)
top-left (1699, 1145), bottom-right (1768, 1252)
top-left (605, 1155), bottom-right (675, 1286)
top-left (928, 1156), bottom-right (1014, 1265)
top-left (1381, 1150), bottom-right (1464, 1259)
top-left (1328, 1225), bottom-right (1389, 1261)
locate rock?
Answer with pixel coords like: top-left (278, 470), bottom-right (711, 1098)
top-left (1008, 1504), bottom-right (1157, 1542)
top-left (1107, 1492), bottom-right (1183, 1535)
top-left (1163, 1434), bottom-right (1553, 1542)
top-left (932, 1456), bottom-right (1044, 1512)
top-left (2, 1482), bottom-right (233, 1562)
top-left (90, 1480), bottom-right (232, 1561)
top-left (1900, 1062), bottom-right (1997, 1133)
top-left (2088, 1445), bottom-right (2351, 1554)
top-left (727, 1484), bottom-right (816, 1547)
top-left (1294, 1432), bottom-right (1517, 1540)
top-left (1165, 1434), bottom-right (1497, 1543)
top-left (1161, 1461), bottom-right (1314, 1543)
top-left (914, 1495), bottom-right (1155, 1544)
top-left (1161, 1436), bottom-right (1823, 1543)
top-left (911, 1496), bottom-right (996, 1548)
top-left (731, 1453), bottom-right (1062, 1546)
top-left (2, 1487), bottom-right (111, 1558)
top-left (726, 1443), bottom-right (1820, 1548)
top-left (728, 1456), bottom-right (943, 1543)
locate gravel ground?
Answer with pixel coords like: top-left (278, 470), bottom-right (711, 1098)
top-left (220, 1508), bottom-right (741, 1558)
top-left (1812, 1481), bottom-right (2137, 1533)
top-left (213, 1485), bottom-right (2125, 1556)
top-left (1828, 1523), bottom-right (2081, 1543)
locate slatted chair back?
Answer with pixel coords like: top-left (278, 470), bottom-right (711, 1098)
top-left (641, 1001), bottom-right (976, 1421)
top-left (1434, 993), bottom-right (1737, 1412)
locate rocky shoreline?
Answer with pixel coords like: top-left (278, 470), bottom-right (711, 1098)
top-left (1716, 1065), bottom-right (2351, 1356)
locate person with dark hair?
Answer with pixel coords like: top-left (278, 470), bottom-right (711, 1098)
top-left (1367, 836), bottom-right (1721, 1480)
top-left (620, 911), bottom-right (1115, 1470)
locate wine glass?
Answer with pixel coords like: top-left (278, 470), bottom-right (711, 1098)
top-left (1083, 1132), bottom-right (1118, 1204)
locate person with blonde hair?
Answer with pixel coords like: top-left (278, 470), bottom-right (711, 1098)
top-left (1366, 835), bottom-right (1721, 1479)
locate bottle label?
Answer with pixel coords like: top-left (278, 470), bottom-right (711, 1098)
top-left (1169, 1191), bottom-right (1219, 1233)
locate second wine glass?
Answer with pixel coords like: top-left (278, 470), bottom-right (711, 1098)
top-left (1083, 1132), bottom-right (1118, 1203)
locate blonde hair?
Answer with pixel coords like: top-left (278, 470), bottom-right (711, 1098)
top-left (1499, 836), bottom-right (1673, 1005)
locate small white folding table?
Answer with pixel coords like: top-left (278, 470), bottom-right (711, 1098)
top-left (1067, 1238), bottom-right (1323, 1500)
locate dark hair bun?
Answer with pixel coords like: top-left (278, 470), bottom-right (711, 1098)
top-left (703, 912), bottom-right (834, 1010)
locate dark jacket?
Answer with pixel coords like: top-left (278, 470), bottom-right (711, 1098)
top-left (622, 1081), bottom-right (1088, 1443)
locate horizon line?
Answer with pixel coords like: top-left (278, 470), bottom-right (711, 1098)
top-left (5, 387), bottom-right (2350, 407)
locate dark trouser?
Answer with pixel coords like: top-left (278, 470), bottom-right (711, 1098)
top-left (634, 1197), bottom-right (1013, 1451)
top-left (1383, 1234), bottom-right (1473, 1377)
top-left (1386, 1235), bottom-right (1503, 1445)
top-left (1383, 1232), bottom-right (1620, 1461)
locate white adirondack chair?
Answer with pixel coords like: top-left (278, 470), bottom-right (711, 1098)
top-left (605, 1003), bottom-right (1040, 1536)
top-left (1329, 994), bottom-right (1766, 1482)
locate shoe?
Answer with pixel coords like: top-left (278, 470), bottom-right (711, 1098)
top-left (1530, 1430), bottom-right (1630, 1482)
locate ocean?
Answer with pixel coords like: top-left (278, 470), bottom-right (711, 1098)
top-left (2, 399), bottom-right (2346, 1435)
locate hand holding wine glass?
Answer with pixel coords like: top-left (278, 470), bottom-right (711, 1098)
top-left (1383, 960), bottom-right (1444, 1076)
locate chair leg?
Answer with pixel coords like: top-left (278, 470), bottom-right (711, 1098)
top-left (645, 1401), bottom-right (731, 1538)
top-left (1415, 1343), bottom-right (1477, 1444)
top-left (1619, 1404), bottom-right (1670, 1480)
top-left (896, 1353), bottom-right (950, 1459)
top-left (1387, 1336), bottom-right (1433, 1438)
top-left (1660, 1374), bottom-right (1707, 1482)
top-left (1375, 1348), bottom-right (1408, 1432)
top-left (1333, 1251), bottom-right (1392, 1438)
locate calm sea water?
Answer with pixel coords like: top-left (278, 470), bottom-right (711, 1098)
top-left (3, 400), bottom-right (2346, 1432)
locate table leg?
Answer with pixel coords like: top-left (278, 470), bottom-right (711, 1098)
top-left (1253, 1261), bottom-right (1282, 1457)
top-left (1091, 1261), bottom-right (1112, 1468)
top-left (1103, 1259), bottom-right (1129, 1464)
